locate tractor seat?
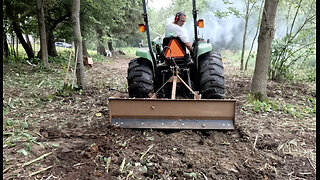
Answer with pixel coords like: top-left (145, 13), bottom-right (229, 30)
top-left (162, 36), bottom-right (187, 60)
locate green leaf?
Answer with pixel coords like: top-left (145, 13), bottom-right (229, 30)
top-left (138, 166), bottom-right (148, 173)
top-left (119, 157), bottom-right (126, 173)
top-left (103, 157), bottom-right (108, 163)
top-left (17, 148), bottom-right (29, 156)
top-left (23, 122), bottom-right (29, 129)
top-left (5, 141), bottom-right (16, 147)
top-left (21, 132), bottom-right (31, 138)
top-left (3, 108), bottom-right (8, 116)
top-left (6, 119), bottom-right (14, 126)
top-left (52, 143), bottom-right (60, 148)
top-left (24, 142), bottom-right (32, 151)
top-left (135, 162), bottom-right (142, 167)
top-left (185, 172), bottom-right (198, 178)
top-left (146, 136), bottom-right (154, 141)
top-left (146, 162), bottom-right (154, 166)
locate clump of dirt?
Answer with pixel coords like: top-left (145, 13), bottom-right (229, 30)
top-left (3, 56), bottom-right (316, 179)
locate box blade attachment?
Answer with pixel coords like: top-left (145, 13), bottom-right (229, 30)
top-left (108, 95), bottom-right (236, 130)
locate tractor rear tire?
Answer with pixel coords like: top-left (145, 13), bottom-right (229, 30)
top-left (198, 52), bottom-right (225, 99)
top-left (127, 58), bottom-right (154, 98)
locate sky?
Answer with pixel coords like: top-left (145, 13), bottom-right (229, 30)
top-left (148, 0), bottom-right (172, 10)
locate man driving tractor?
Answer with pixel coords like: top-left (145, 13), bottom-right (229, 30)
top-left (165, 11), bottom-right (193, 54)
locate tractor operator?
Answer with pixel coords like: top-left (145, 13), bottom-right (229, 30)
top-left (165, 11), bottom-right (193, 54)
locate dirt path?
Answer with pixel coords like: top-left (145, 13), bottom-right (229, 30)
top-left (3, 56), bottom-right (316, 179)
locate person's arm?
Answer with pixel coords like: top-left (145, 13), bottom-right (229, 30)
top-left (177, 27), bottom-right (193, 54)
top-left (185, 42), bottom-right (193, 53)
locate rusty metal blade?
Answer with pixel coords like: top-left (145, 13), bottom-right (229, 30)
top-left (108, 95), bottom-right (236, 130)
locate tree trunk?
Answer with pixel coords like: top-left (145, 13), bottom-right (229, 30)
top-left (47, 30), bottom-right (58, 57)
top-left (240, 0), bottom-right (250, 70)
top-left (82, 39), bottom-right (89, 56)
top-left (33, 37), bottom-right (36, 55)
top-left (44, 11), bottom-right (71, 57)
top-left (16, 35), bottom-right (19, 57)
top-left (11, 33), bottom-right (16, 58)
top-left (72, 0), bottom-right (86, 89)
top-left (36, 0), bottom-right (49, 68)
top-left (3, 31), bottom-right (10, 58)
top-left (96, 28), bottom-right (107, 56)
top-left (25, 34), bottom-right (33, 53)
top-left (108, 41), bottom-right (114, 52)
top-left (245, 0), bottom-right (264, 70)
top-left (251, 0), bottom-right (278, 101)
top-left (12, 19), bottom-right (34, 59)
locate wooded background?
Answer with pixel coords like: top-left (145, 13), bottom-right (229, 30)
top-left (3, 0), bottom-right (316, 99)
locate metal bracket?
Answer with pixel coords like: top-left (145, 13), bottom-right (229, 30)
top-left (149, 66), bottom-right (201, 99)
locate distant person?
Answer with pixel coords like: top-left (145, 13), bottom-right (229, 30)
top-left (165, 11), bottom-right (193, 53)
top-left (139, 39), bottom-right (144, 48)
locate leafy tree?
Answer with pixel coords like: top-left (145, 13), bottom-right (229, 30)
top-left (268, 0), bottom-right (316, 82)
top-left (43, 0), bottom-right (72, 57)
top-left (244, 0), bottom-right (264, 70)
top-left (4, 0), bottom-right (35, 59)
top-left (79, 0), bottom-right (143, 55)
top-left (239, 0), bottom-right (260, 70)
top-left (211, 0), bottom-right (262, 70)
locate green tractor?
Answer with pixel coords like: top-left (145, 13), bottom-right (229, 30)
top-left (108, 0), bottom-right (235, 130)
top-left (128, 0), bottom-right (225, 100)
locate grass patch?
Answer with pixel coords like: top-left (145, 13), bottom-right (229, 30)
top-left (244, 94), bottom-right (316, 118)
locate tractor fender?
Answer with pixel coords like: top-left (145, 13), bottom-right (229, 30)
top-left (135, 48), bottom-right (155, 75)
top-left (197, 43), bottom-right (213, 58)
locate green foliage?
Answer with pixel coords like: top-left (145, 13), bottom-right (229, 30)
top-left (304, 66), bottom-right (316, 82)
top-left (5, 118), bottom-right (29, 131)
top-left (245, 94), bottom-right (316, 117)
top-left (56, 83), bottom-right (79, 97)
top-left (3, 107), bottom-right (8, 116)
top-left (281, 101), bottom-right (315, 117)
top-left (17, 148), bottom-right (29, 156)
top-left (269, 0), bottom-right (316, 82)
top-left (24, 142), bottom-right (32, 151)
top-left (269, 35), bottom-right (316, 82)
top-left (282, 103), bottom-right (299, 116)
top-left (48, 50), bottom-right (72, 64)
top-left (214, 10), bottom-right (231, 18)
top-left (305, 96), bottom-right (316, 114)
top-left (185, 172), bottom-right (198, 178)
top-left (211, 0), bottom-right (246, 19)
top-left (4, 117), bottom-right (39, 151)
top-left (81, 0), bottom-right (144, 48)
top-left (90, 54), bottom-right (109, 63)
top-left (245, 94), bottom-right (278, 112)
top-left (3, 56), bottom-right (27, 64)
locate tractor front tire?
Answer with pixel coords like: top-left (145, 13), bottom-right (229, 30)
top-left (127, 58), bottom-right (154, 98)
top-left (198, 52), bottom-right (225, 99)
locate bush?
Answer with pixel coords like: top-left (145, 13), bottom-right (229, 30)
top-left (3, 55), bottom-right (26, 64)
top-left (48, 50), bottom-right (72, 64)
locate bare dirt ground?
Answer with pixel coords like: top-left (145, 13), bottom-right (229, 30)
top-left (3, 55), bottom-right (316, 179)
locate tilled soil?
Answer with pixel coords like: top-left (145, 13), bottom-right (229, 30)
top-left (3, 56), bottom-right (316, 180)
